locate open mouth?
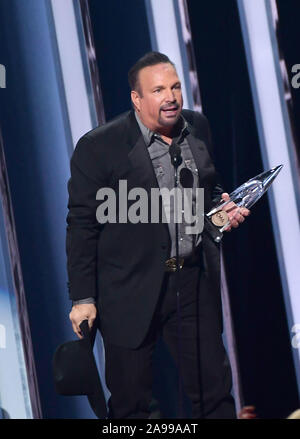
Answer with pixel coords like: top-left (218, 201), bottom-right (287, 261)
top-left (161, 106), bottom-right (179, 117)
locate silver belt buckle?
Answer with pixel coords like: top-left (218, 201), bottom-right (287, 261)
top-left (165, 257), bottom-right (184, 272)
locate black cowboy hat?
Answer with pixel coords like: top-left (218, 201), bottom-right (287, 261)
top-left (52, 319), bottom-right (108, 419)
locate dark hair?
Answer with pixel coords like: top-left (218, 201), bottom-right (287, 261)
top-left (128, 51), bottom-right (175, 96)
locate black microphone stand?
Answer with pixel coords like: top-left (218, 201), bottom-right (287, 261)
top-left (169, 143), bottom-right (185, 418)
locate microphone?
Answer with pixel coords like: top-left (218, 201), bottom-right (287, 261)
top-left (169, 143), bottom-right (182, 168)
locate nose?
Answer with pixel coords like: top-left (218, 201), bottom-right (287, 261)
top-left (165, 88), bottom-right (176, 102)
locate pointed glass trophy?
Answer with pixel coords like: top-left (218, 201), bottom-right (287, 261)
top-left (205, 165), bottom-right (283, 242)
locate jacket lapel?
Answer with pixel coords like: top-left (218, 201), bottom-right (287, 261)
top-left (125, 111), bottom-right (170, 240)
top-left (125, 111), bottom-right (159, 193)
top-left (186, 130), bottom-right (216, 188)
top-left (128, 134), bottom-right (159, 193)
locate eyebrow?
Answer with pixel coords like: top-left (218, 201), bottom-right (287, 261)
top-left (151, 81), bottom-right (181, 90)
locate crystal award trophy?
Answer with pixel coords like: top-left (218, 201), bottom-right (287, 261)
top-left (205, 165), bottom-right (283, 242)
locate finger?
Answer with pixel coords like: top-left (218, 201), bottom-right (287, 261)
top-left (229, 210), bottom-right (242, 221)
top-left (240, 413), bottom-right (257, 419)
top-left (72, 321), bottom-right (83, 339)
top-left (230, 212), bottom-right (244, 222)
top-left (223, 202), bottom-right (236, 212)
top-left (229, 210), bottom-right (240, 222)
top-left (221, 192), bottom-right (230, 201)
top-left (76, 320), bottom-right (85, 338)
top-left (238, 406), bottom-right (257, 419)
top-left (88, 316), bottom-right (96, 330)
top-left (229, 208), bottom-right (245, 224)
top-left (239, 208), bottom-right (250, 217)
top-left (240, 405), bottom-right (256, 412)
top-left (70, 312), bottom-right (85, 338)
top-left (230, 220), bottom-right (239, 228)
top-left (76, 329), bottom-right (83, 339)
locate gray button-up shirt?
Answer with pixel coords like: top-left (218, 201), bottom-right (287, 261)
top-left (135, 111), bottom-right (201, 259)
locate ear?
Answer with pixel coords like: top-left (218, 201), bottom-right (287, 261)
top-left (131, 90), bottom-right (141, 112)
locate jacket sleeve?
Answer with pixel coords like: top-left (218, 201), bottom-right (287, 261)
top-left (66, 134), bottom-right (108, 301)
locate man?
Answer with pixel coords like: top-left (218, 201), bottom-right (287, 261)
top-left (66, 52), bottom-right (249, 419)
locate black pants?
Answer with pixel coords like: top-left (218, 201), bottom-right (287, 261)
top-left (102, 264), bottom-right (236, 419)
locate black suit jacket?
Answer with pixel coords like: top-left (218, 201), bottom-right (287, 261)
top-left (66, 109), bottom-right (224, 349)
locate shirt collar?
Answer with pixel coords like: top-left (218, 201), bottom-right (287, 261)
top-left (134, 111), bottom-right (189, 147)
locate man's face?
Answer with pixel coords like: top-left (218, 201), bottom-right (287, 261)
top-left (131, 63), bottom-right (183, 133)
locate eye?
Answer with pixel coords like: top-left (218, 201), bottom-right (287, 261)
top-left (173, 84), bottom-right (181, 90)
top-left (153, 88), bottom-right (161, 93)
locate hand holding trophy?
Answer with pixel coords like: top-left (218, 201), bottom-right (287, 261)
top-left (206, 165), bottom-right (283, 242)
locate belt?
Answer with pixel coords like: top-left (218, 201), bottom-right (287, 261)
top-left (165, 251), bottom-right (202, 272)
